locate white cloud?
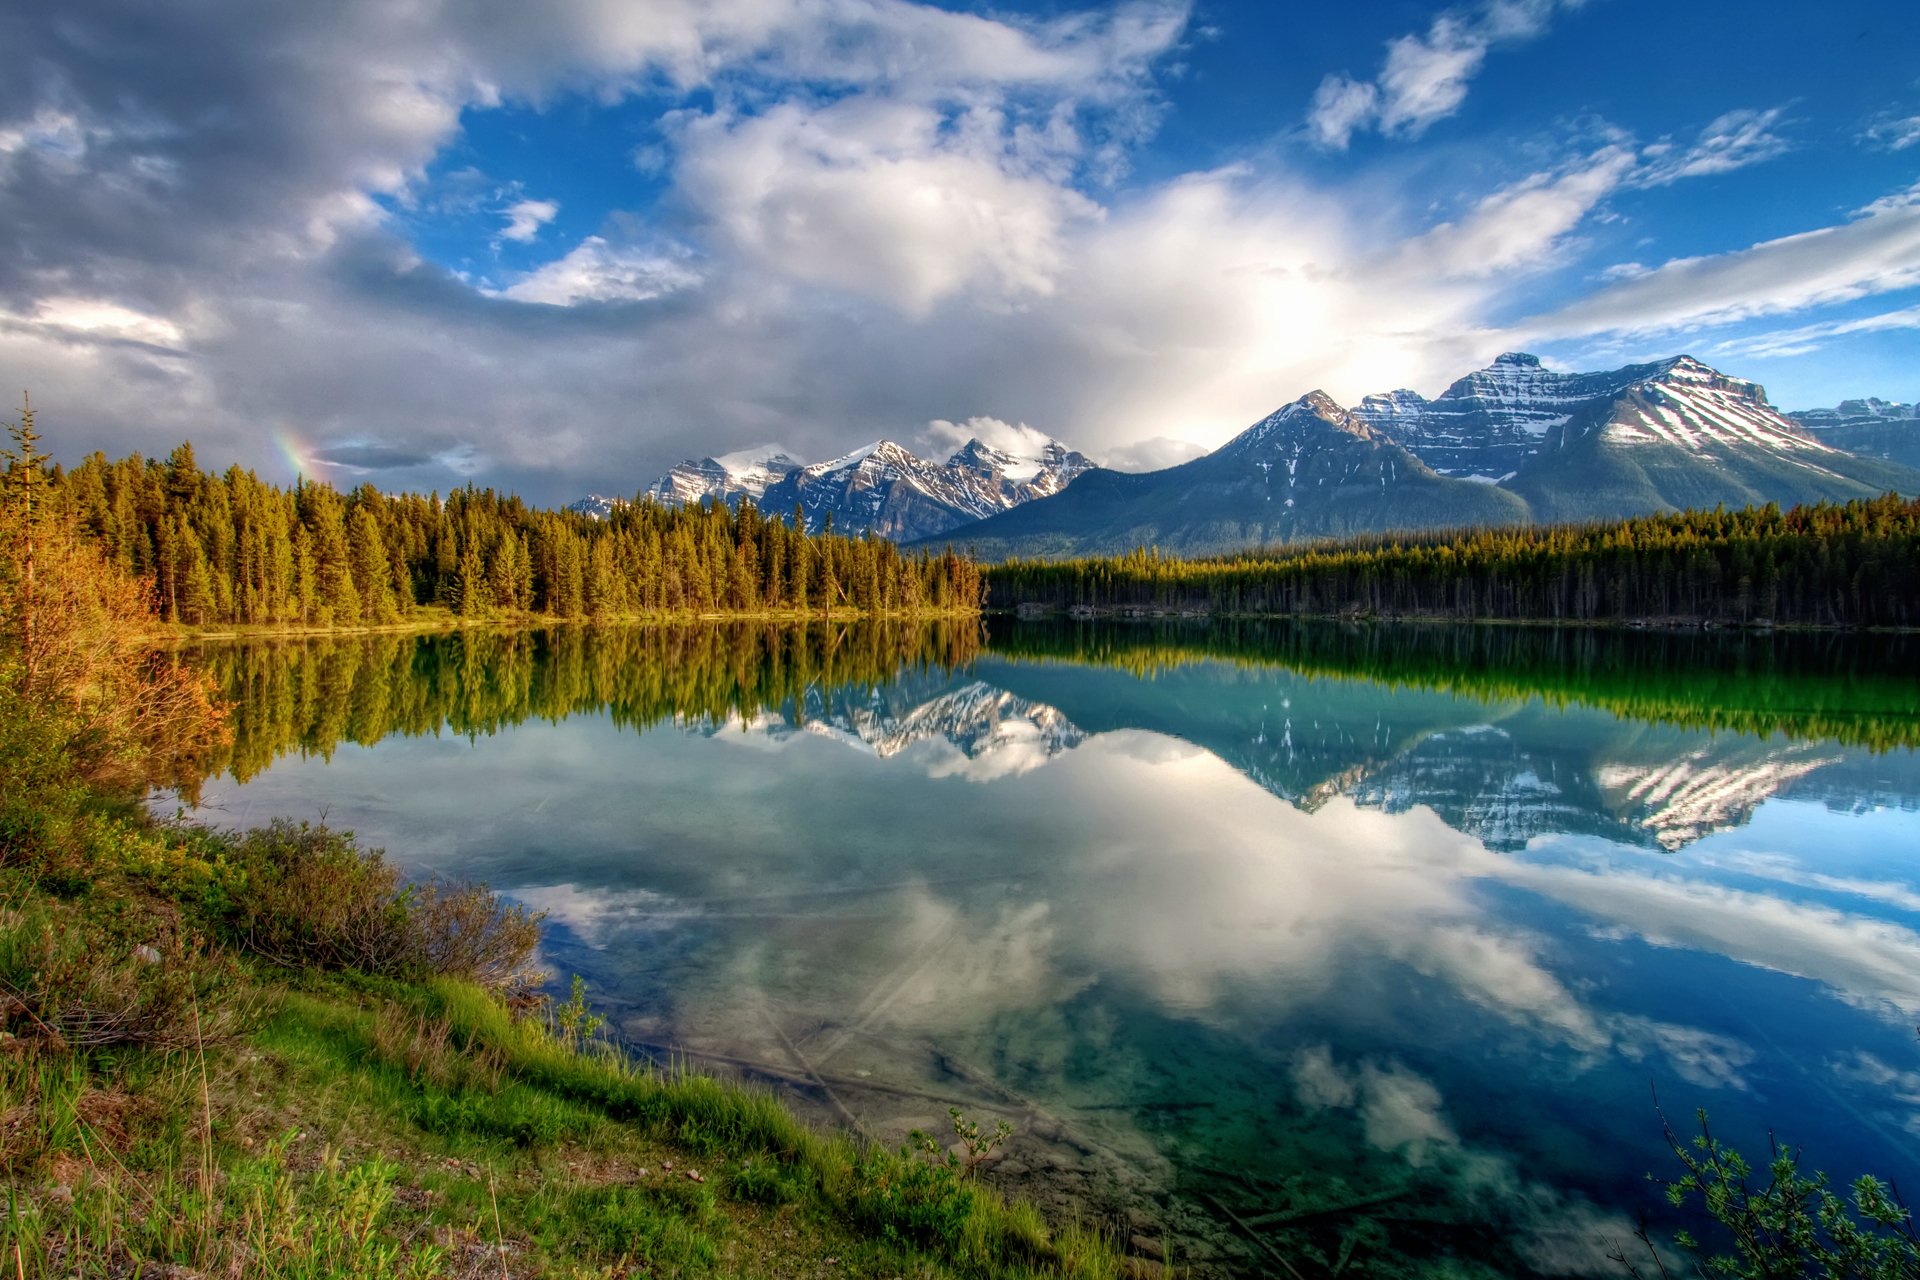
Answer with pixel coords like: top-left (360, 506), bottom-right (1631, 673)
top-left (1637, 107), bottom-right (1793, 187)
top-left (1101, 436), bottom-right (1209, 471)
top-left (1863, 113), bottom-right (1920, 152)
top-left (1527, 186), bottom-right (1920, 340)
top-left (1397, 147), bottom-right (1635, 278)
top-left (1708, 306), bottom-right (1920, 361)
top-left (0, 296), bottom-right (188, 351)
top-left (917, 415), bottom-right (1060, 461)
top-left (500, 235), bottom-right (702, 305)
top-left (1307, 75), bottom-right (1379, 149)
top-left (675, 98), bottom-right (1100, 314)
top-left (498, 197), bottom-right (559, 244)
top-left (1377, 18), bottom-right (1488, 136)
top-left (1308, 0), bottom-right (1579, 148)
top-left (1501, 861), bottom-right (1920, 1016)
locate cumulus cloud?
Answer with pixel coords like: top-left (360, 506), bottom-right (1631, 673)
top-left (1308, 0), bottom-right (1581, 148)
top-left (675, 98), bottom-right (1100, 314)
top-left (497, 197), bottom-right (559, 244)
top-left (916, 415), bottom-right (1061, 461)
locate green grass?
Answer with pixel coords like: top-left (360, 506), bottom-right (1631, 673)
top-left (0, 839), bottom-right (1145, 1280)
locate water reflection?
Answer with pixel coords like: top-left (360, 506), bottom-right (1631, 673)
top-left (182, 621), bottom-right (1920, 1278)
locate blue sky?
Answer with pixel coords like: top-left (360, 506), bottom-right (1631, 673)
top-left (2, 0), bottom-right (1916, 499)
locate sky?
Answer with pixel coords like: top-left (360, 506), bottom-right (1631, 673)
top-left (3, 0), bottom-right (1918, 502)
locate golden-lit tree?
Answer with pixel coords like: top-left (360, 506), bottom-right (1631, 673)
top-left (1, 397), bottom-right (229, 792)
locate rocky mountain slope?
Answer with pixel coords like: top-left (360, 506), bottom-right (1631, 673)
top-left (1788, 398), bottom-right (1920, 470)
top-left (753, 436), bottom-right (1093, 542)
top-left (927, 353), bottom-right (1920, 559)
top-left (918, 391), bottom-right (1527, 557)
top-left (573, 436), bottom-right (1092, 541)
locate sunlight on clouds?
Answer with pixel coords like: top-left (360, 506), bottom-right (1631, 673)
top-left (1396, 148), bottom-right (1635, 278)
top-left (8, 297), bottom-right (187, 350)
top-left (676, 99), bottom-right (1099, 314)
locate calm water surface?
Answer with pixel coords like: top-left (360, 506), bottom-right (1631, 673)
top-left (182, 621), bottom-right (1920, 1278)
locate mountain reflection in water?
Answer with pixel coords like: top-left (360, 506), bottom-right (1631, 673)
top-left (181, 621), bottom-right (1920, 1279)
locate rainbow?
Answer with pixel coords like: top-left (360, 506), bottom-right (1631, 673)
top-left (273, 427), bottom-right (312, 483)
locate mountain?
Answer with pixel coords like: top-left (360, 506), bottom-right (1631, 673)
top-left (756, 436), bottom-right (1094, 542)
top-left (1496, 355), bottom-right (1917, 523)
top-left (564, 445), bottom-right (802, 520)
top-left (643, 444), bottom-right (805, 508)
top-left (1352, 352), bottom-right (1668, 481)
top-left (1788, 398), bottom-right (1920, 470)
top-left (913, 390), bottom-right (1529, 558)
top-left (576, 436), bottom-right (1093, 540)
top-left (924, 353), bottom-right (1920, 559)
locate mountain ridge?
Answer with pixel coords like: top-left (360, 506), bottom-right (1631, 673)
top-left (918, 352), bottom-right (1920, 559)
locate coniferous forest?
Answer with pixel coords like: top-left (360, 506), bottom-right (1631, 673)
top-left (41, 442), bottom-right (983, 627)
top-left (983, 495), bottom-right (1920, 628)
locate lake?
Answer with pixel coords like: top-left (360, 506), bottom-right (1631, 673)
top-left (177, 619), bottom-right (1920, 1278)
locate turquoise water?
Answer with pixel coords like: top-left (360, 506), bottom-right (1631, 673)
top-left (184, 623), bottom-right (1920, 1277)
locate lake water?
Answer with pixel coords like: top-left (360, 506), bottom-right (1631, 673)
top-left (179, 620), bottom-right (1920, 1278)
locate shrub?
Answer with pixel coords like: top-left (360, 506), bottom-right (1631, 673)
top-left (1621, 1108), bottom-right (1920, 1280)
top-left (0, 892), bottom-right (251, 1051)
top-left (216, 820), bottom-right (544, 994)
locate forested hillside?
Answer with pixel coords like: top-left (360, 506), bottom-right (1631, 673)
top-left (39, 442), bottom-right (982, 625)
top-left (985, 495), bottom-right (1920, 629)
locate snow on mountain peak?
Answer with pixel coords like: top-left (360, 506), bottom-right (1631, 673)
top-left (713, 443), bottom-right (800, 475)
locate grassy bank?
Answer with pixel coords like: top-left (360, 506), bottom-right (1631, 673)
top-left (0, 799), bottom-right (1140, 1279)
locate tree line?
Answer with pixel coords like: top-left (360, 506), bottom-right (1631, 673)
top-left (33, 440), bottom-right (982, 627)
top-left (983, 495), bottom-right (1920, 629)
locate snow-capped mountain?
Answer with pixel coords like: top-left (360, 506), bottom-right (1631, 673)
top-left (1356, 353), bottom-right (1836, 481)
top-left (756, 436), bottom-right (1093, 541)
top-left (565, 494), bottom-right (627, 520)
top-left (928, 352), bottom-right (1920, 558)
top-left (900, 389), bottom-right (1529, 557)
top-left (643, 444), bottom-right (805, 509)
top-left (576, 435), bottom-right (1092, 540)
top-left (1500, 354), bottom-right (1913, 522)
top-left (1788, 398), bottom-right (1920, 470)
top-left (1353, 352), bottom-right (1659, 482)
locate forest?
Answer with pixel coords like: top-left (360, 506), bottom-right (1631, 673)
top-left (38, 439), bottom-right (982, 627)
top-left (983, 495), bottom-right (1920, 629)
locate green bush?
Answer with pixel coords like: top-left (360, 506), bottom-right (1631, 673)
top-left (1623, 1109), bottom-right (1920, 1280)
top-left (214, 819), bottom-right (544, 994)
top-left (0, 891), bottom-right (250, 1051)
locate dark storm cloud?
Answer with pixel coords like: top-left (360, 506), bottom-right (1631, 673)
top-left (306, 442), bottom-right (438, 472)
